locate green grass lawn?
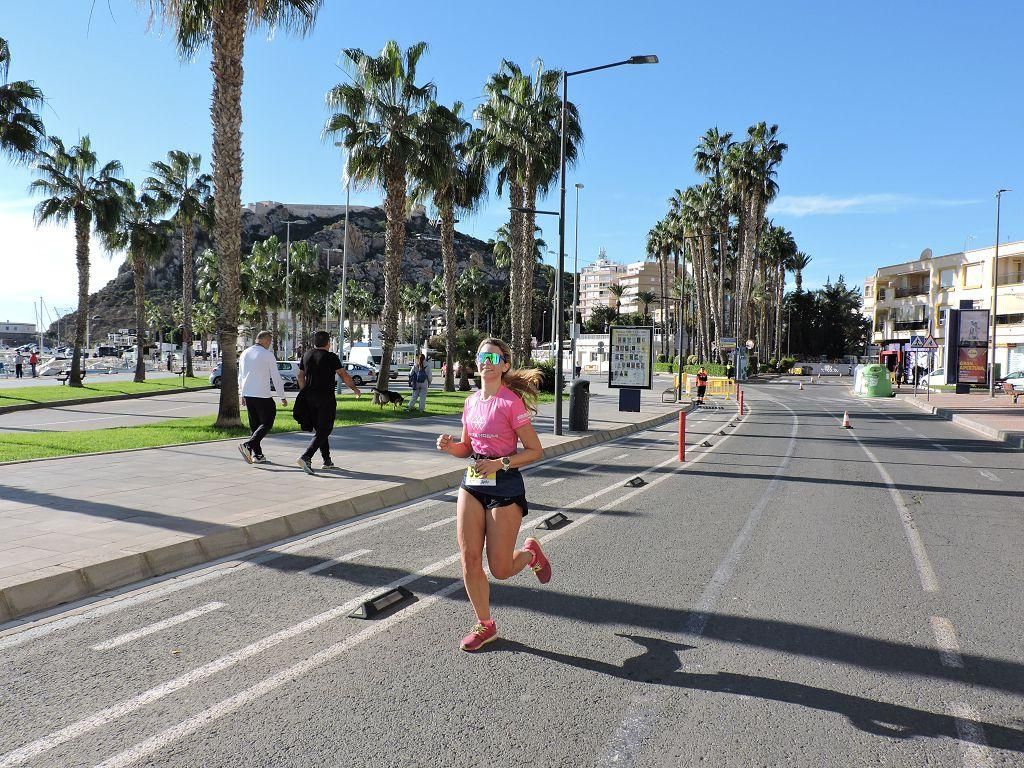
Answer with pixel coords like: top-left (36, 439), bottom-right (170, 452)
top-left (0, 376), bottom-right (210, 409)
top-left (0, 390), bottom-right (560, 462)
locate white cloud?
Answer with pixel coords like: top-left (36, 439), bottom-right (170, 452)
top-left (0, 202), bottom-right (122, 324)
top-left (768, 193), bottom-right (981, 217)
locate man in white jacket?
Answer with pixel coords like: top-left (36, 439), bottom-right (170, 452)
top-left (237, 331), bottom-right (287, 464)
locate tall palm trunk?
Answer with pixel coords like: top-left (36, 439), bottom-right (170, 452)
top-left (657, 251), bottom-right (667, 356)
top-left (181, 218), bottom-right (195, 377)
top-left (440, 201), bottom-right (457, 391)
top-left (71, 205), bottom-right (90, 388)
top-left (132, 252), bottom-right (147, 383)
top-left (271, 308), bottom-right (279, 354)
top-left (520, 179), bottom-right (538, 365)
top-left (379, 166), bottom-right (407, 388)
top-left (211, 5), bottom-right (244, 428)
top-left (507, 182), bottom-right (525, 364)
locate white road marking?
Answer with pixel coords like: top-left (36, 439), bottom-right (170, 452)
top-left (613, 453), bottom-right (629, 460)
top-left (946, 702), bottom-right (994, 768)
top-left (683, 399), bottom-right (799, 638)
top-left (92, 410), bottom-right (747, 768)
top-left (300, 549), bottom-right (371, 576)
top-left (953, 454), bottom-right (971, 464)
top-left (541, 477), bottom-right (564, 486)
top-left (846, 431), bottom-right (940, 592)
top-left (0, 549), bottom-right (463, 768)
top-left (417, 515), bottom-right (457, 531)
top-left (977, 469), bottom-right (1000, 482)
top-left (933, 443), bottom-right (950, 451)
top-left (91, 603), bottom-right (225, 651)
top-left (928, 616), bottom-right (964, 669)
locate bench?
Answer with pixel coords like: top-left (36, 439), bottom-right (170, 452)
top-left (56, 370), bottom-right (87, 385)
top-left (1003, 381), bottom-right (1022, 405)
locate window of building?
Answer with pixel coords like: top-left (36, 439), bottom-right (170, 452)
top-left (998, 256), bottom-right (1024, 285)
top-left (963, 262), bottom-right (983, 288)
top-left (939, 268), bottom-right (956, 288)
top-left (996, 313), bottom-right (1024, 326)
top-left (864, 284), bottom-right (873, 298)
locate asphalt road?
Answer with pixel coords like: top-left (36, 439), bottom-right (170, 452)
top-left (0, 381), bottom-right (1021, 767)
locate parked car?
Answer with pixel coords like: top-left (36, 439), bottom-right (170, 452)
top-left (276, 360), bottom-right (301, 391)
top-left (341, 362), bottom-right (378, 387)
top-left (209, 362), bottom-right (223, 387)
top-left (997, 369), bottom-right (1024, 390)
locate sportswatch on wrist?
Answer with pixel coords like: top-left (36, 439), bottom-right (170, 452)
top-left (500, 456), bottom-right (512, 471)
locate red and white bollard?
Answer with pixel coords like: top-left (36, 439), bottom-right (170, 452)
top-left (678, 410), bottom-right (686, 462)
top-left (738, 389), bottom-right (745, 416)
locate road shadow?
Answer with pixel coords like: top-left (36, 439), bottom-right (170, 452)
top-left (500, 634), bottom-right (1022, 751)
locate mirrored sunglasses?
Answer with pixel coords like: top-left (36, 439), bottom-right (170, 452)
top-left (477, 352), bottom-right (505, 366)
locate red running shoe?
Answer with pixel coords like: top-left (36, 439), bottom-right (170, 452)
top-left (523, 537), bottom-right (551, 584)
top-left (460, 619), bottom-right (497, 652)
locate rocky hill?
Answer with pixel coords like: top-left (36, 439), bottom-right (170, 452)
top-left (51, 202), bottom-right (508, 340)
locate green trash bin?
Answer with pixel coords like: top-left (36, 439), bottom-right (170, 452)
top-left (856, 364), bottom-right (893, 398)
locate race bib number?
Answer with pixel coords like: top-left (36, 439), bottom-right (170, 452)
top-left (465, 466), bottom-right (497, 487)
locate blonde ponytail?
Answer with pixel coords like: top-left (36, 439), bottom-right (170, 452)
top-left (477, 337), bottom-right (543, 413)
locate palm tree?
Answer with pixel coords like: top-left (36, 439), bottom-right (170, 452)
top-left (726, 122), bottom-right (787, 340)
top-left (31, 136), bottom-right (125, 386)
top-left (607, 283), bottom-right (626, 320)
top-left (144, 150), bottom-right (212, 378)
top-left (410, 100), bottom-right (486, 392)
top-left (242, 236), bottom-right (284, 331)
top-left (0, 37), bottom-right (45, 163)
top-left (192, 302), bottom-right (216, 358)
top-left (636, 290), bottom-right (659, 325)
top-left (151, 0), bottom-right (322, 427)
top-left (145, 300), bottom-right (167, 352)
top-left (325, 40), bottom-right (434, 390)
top-left (476, 60), bottom-right (582, 364)
top-left (103, 182), bottom-right (171, 382)
top-left (791, 251), bottom-right (811, 293)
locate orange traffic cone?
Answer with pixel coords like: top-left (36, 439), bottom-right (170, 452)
top-left (841, 411), bottom-right (852, 429)
top-left (798, 381), bottom-right (804, 391)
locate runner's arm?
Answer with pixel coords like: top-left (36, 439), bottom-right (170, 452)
top-left (437, 425), bottom-right (473, 458)
top-left (506, 422), bottom-right (542, 468)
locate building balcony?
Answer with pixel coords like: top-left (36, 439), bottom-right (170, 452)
top-left (893, 286), bottom-right (929, 299)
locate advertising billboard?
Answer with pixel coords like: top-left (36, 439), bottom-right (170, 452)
top-left (957, 347), bottom-right (988, 384)
top-left (958, 309), bottom-right (989, 348)
top-left (608, 326), bottom-right (654, 390)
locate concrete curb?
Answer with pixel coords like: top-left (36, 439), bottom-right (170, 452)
top-left (0, 385), bottom-right (213, 416)
top-left (0, 405), bottom-right (686, 623)
top-left (898, 396), bottom-right (1024, 451)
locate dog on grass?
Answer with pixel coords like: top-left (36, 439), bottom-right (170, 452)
top-left (373, 389), bottom-right (405, 410)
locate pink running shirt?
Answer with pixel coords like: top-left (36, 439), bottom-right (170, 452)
top-left (461, 385), bottom-right (532, 458)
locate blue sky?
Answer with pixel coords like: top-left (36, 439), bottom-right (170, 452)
top-left (2, 0), bottom-right (1022, 325)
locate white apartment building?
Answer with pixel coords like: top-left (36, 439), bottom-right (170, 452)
top-left (577, 249), bottom-right (680, 324)
top-left (863, 240), bottom-right (1024, 376)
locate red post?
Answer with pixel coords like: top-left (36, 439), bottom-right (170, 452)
top-left (735, 380), bottom-right (740, 400)
top-left (678, 410), bottom-right (686, 462)
top-left (739, 389), bottom-right (744, 415)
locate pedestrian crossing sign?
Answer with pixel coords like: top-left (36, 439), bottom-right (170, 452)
top-left (909, 334), bottom-right (926, 348)
top-left (923, 334), bottom-right (939, 349)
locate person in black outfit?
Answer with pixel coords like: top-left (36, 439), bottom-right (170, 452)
top-left (296, 331), bottom-right (361, 474)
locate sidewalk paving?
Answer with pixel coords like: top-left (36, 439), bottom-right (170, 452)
top-left (896, 390), bottom-right (1024, 450)
top-left (0, 381), bottom-right (688, 624)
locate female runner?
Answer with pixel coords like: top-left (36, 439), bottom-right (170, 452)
top-left (436, 338), bottom-right (551, 651)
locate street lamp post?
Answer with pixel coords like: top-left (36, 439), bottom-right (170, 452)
top-left (334, 140), bottom-right (352, 363)
top-left (282, 219), bottom-right (304, 357)
top-left (571, 183), bottom-right (583, 379)
top-left (552, 54), bottom-right (658, 435)
top-left (990, 188), bottom-right (1011, 397)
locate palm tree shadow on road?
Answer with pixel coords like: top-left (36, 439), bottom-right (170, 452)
top-left (498, 633), bottom-right (1024, 753)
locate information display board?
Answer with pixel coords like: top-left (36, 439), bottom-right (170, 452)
top-left (607, 325), bottom-right (654, 390)
top-left (957, 308), bottom-right (990, 385)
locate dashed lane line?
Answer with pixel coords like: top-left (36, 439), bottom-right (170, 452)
top-left (91, 603), bottom-right (226, 652)
top-left (946, 702), bottom-right (994, 768)
top-left (928, 616), bottom-right (964, 669)
top-left (299, 549), bottom-right (372, 576)
top-left (977, 469), bottom-right (1001, 482)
